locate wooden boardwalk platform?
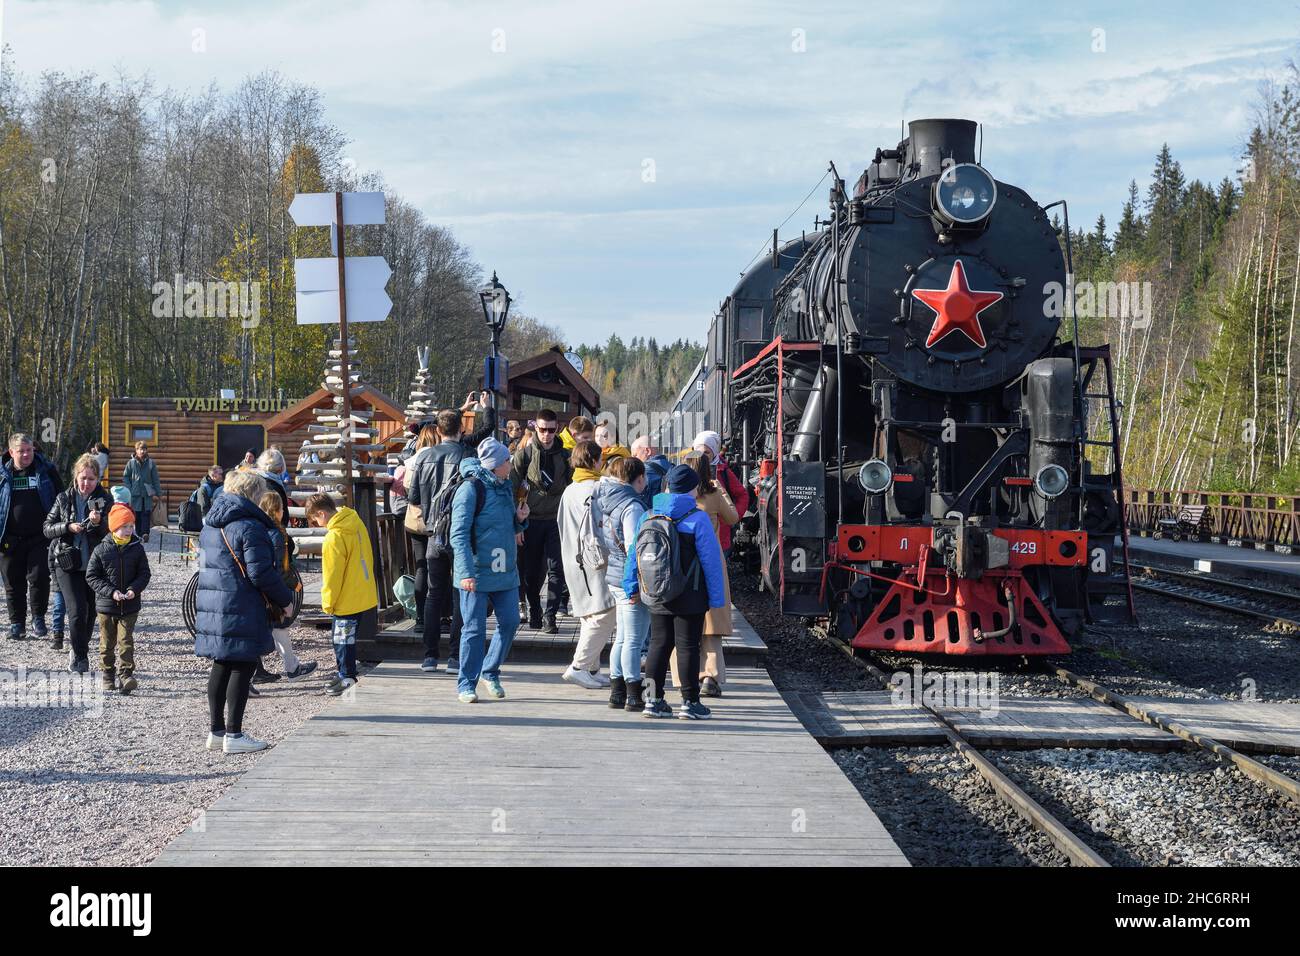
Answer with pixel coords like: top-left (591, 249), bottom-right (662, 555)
top-left (155, 661), bottom-right (907, 866)
top-left (787, 690), bottom-right (1300, 754)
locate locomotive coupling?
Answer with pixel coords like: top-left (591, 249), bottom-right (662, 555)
top-left (932, 517), bottom-right (1010, 580)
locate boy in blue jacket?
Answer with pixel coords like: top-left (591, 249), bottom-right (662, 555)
top-left (451, 438), bottom-right (529, 703)
top-left (622, 464), bottom-right (725, 720)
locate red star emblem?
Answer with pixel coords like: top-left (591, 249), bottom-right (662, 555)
top-left (911, 259), bottom-right (1002, 350)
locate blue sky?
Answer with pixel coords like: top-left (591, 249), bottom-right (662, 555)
top-left (3, 0), bottom-right (1294, 346)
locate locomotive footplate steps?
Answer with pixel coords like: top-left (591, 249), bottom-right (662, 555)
top-left (827, 524), bottom-right (1085, 655)
top-left (849, 569), bottom-right (1073, 655)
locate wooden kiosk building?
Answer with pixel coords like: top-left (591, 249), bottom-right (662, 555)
top-left (100, 386), bottom-right (406, 520)
top-left (101, 395), bottom-right (308, 519)
top-left (499, 347), bottom-right (600, 430)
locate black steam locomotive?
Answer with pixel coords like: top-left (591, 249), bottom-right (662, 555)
top-left (666, 118), bottom-right (1135, 656)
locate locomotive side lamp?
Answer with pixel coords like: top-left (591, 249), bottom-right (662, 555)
top-left (1033, 463), bottom-right (1070, 499)
top-left (933, 163), bottom-right (997, 226)
top-left (858, 458), bottom-right (893, 494)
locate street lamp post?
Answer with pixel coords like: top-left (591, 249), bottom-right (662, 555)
top-left (478, 271), bottom-right (511, 410)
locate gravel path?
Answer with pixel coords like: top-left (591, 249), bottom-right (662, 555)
top-left (0, 549), bottom-right (345, 866)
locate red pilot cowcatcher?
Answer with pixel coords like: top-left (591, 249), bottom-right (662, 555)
top-left (912, 259), bottom-right (1003, 350)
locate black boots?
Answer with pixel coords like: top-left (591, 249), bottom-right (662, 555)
top-left (608, 676), bottom-right (627, 709)
top-left (624, 679), bottom-right (645, 712)
top-left (51, 631), bottom-right (64, 650)
top-left (252, 660), bottom-right (281, 684)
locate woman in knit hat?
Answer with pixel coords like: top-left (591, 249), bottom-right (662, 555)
top-left (670, 450), bottom-right (736, 698)
top-left (692, 430), bottom-right (749, 554)
top-left (85, 504), bottom-right (151, 694)
top-left (622, 463), bottom-right (726, 720)
top-left (449, 436), bottom-right (530, 703)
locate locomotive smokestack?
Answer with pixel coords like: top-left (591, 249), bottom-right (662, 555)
top-left (906, 118), bottom-right (977, 177)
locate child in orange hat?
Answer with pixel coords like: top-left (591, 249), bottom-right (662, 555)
top-left (85, 504), bottom-right (152, 694)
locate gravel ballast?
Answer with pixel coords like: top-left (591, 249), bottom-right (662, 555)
top-left (990, 749), bottom-right (1300, 866)
top-left (734, 565), bottom-right (1300, 867)
top-left (733, 572), bottom-right (1074, 866)
top-left (0, 547), bottom-right (344, 866)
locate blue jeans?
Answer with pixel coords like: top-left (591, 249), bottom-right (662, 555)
top-left (457, 586), bottom-right (520, 695)
top-left (332, 615), bottom-right (359, 680)
top-left (609, 586), bottom-right (649, 681)
top-left (51, 588), bottom-right (65, 633)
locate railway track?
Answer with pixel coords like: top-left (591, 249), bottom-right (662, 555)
top-left (811, 624), bottom-right (1300, 867)
top-left (1123, 562), bottom-right (1300, 629)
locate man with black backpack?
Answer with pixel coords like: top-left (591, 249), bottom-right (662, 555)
top-left (622, 463), bottom-right (726, 720)
top-left (408, 400), bottom-right (497, 674)
top-left (179, 465), bottom-right (224, 533)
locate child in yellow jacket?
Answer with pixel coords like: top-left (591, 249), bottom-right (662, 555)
top-left (305, 492), bottom-right (379, 696)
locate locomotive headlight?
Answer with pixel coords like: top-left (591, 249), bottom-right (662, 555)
top-left (859, 459), bottom-right (893, 494)
top-left (1033, 463), bottom-right (1070, 499)
top-left (933, 163), bottom-right (997, 225)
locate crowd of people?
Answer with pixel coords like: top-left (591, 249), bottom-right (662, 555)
top-left (0, 400), bottom-right (752, 754)
top-left (392, 402), bottom-right (748, 718)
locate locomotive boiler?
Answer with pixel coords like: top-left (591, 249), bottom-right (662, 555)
top-left (674, 118), bottom-right (1135, 656)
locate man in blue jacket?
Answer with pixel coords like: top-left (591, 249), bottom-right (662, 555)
top-left (622, 463), bottom-right (725, 720)
top-left (0, 433), bottom-right (64, 640)
top-left (451, 438), bottom-right (529, 703)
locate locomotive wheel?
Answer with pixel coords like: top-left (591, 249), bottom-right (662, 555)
top-left (182, 571), bottom-right (199, 637)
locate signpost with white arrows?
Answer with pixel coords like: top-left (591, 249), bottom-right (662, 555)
top-left (290, 190), bottom-right (391, 507)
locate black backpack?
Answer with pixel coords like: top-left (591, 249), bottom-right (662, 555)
top-left (427, 473), bottom-right (487, 558)
top-left (178, 488), bottom-right (204, 533)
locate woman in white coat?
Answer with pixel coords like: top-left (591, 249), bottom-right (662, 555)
top-left (557, 441), bottom-right (615, 689)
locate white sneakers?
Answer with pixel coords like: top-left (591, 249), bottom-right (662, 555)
top-left (563, 665), bottom-right (603, 689)
top-left (588, 670), bottom-right (611, 687)
top-left (222, 733), bottom-right (269, 754)
top-left (205, 732), bottom-right (269, 753)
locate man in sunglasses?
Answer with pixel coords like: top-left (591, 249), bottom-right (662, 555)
top-left (511, 408), bottom-right (570, 632)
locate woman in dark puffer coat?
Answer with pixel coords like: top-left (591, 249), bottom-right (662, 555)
top-left (194, 469), bottom-right (294, 755)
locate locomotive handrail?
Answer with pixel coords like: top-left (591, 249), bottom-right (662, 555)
top-left (1126, 487), bottom-right (1300, 548)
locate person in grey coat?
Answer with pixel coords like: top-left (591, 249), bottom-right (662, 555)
top-left (121, 441), bottom-right (161, 542)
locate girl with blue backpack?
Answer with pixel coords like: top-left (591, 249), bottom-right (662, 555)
top-left (595, 455), bottom-right (649, 710)
top-left (622, 463), bottom-right (726, 720)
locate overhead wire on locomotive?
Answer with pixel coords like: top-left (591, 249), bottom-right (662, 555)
top-left (666, 118), bottom-right (1138, 657)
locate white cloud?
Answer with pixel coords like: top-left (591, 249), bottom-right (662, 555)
top-left (4, 0), bottom-right (1295, 343)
